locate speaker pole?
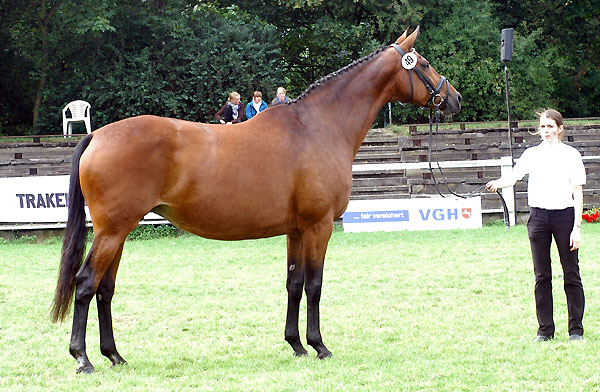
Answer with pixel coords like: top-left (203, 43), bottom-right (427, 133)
top-left (501, 28), bottom-right (517, 225)
top-left (504, 64), bottom-right (514, 168)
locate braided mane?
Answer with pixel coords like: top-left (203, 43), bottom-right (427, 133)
top-left (290, 45), bottom-right (389, 103)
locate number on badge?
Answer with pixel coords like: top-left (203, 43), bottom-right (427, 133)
top-left (401, 52), bottom-right (417, 70)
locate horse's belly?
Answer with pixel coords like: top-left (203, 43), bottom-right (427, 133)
top-left (153, 197), bottom-right (291, 240)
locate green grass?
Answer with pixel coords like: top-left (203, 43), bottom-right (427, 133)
top-left (1, 224), bottom-right (600, 391)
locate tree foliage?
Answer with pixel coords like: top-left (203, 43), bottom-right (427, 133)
top-left (1, 0), bottom-right (284, 133)
top-left (215, 0), bottom-right (425, 97)
top-left (0, 0), bottom-right (598, 134)
top-left (489, 0), bottom-right (600, 117)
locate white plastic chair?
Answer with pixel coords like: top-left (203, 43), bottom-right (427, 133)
top-left (62, 100), bottom-right (91, 137)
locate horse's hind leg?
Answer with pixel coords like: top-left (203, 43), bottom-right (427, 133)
top-left (69, 234), bottom-right (126, 373)
top-left (284, 232), bottom-right (308, 356)
top-left (97, 241), bottom-right (126, 367)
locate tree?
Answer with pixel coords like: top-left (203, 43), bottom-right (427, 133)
top-left (1, 0), bottom-right (599, 134)
top-left (0, 0), bottom-right (37, 132)
top-left (490, 0), bottom-right (600, 117)
top-left (32, 1), bottom-right (285, 130)
top-left (30, 0), bottom-right (64, 130)
top-left (214, 0), bottom-right (425, 97)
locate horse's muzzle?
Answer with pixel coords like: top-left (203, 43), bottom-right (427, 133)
top-left (441, 92), bottom-right (462, 115)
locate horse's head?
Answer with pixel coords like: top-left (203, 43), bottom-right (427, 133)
top-left (390, 26), bottom-right (462, 115)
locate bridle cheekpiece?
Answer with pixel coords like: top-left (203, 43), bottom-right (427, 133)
top-left (391, 44), bottom-right (449, 109)
top-left (390, 44), bottom-right (510, 229)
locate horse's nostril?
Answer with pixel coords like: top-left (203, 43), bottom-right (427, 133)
top-left (457, 93), bottom-right (463, 104)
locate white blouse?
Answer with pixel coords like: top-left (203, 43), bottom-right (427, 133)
top-left (508, 142), bottom-right (586, 209)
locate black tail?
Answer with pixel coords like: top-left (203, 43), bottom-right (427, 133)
top-left (51, 134), bottom-right (94, 323)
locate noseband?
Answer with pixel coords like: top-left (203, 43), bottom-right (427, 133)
top-left (391, 44), bottom-right (449, 108)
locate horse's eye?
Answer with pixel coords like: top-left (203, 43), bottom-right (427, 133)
top-left (423, 62), bottom-right (430, 69)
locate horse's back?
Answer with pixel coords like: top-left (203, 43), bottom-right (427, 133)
top-left (79, 115), bottom-right (302, 238)
top-left (80, 115), bottom-right (208, 193)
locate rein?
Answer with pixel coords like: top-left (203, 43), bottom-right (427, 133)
top-left (427, 107), bottom-right (510, 230)
top-left (391, 43), bottom-right (510, 230)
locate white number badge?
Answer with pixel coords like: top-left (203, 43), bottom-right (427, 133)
top-left (401, 52), bottom-right (418, 70)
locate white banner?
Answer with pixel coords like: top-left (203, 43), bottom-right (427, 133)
top-left (343, 197), bottom-right (482, 232)
top-left (0, 175), bottom-right (163, 224)
top-left (0, 176), bottom-right (481, 231)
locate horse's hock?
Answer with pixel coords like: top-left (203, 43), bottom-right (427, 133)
top-left (1, 124), bottom-right (599, 220)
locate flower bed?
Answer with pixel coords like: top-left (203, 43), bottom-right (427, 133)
top-left (583, 206), bottom-right (599, 223)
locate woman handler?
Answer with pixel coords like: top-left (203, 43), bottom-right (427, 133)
top-left (486, 109), bottom-right (586, 342)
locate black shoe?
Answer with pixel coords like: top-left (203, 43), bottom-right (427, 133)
top-left (568, 334), bottom-right (583, 341)
top-left (533, 335), bottom-right (552, 342)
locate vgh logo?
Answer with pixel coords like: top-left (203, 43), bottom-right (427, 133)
top-left (462, 208), bottom-right (471, 219)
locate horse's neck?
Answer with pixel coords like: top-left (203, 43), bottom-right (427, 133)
top-left (300, 49), bottom-right (399, 157)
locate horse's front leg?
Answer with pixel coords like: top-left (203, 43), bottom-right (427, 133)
top-left (284, 233), bottom-right (308, 356)
top-left (302, 218), bottom-right (333, 359)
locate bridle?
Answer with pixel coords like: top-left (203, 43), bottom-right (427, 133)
top-left (391, 44), bottom-right (450, 109)
top-left (390, 43), bottom-right (511, 230)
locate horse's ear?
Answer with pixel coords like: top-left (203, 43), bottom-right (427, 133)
top-left (395, 28), bottom-right (409, 44)
top-left (400, 25), bottom-right (420, 50)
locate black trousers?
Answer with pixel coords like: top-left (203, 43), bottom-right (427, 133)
top-left (527, 207), bottom-right (584, 337)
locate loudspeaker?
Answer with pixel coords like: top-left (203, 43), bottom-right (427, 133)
top-left (501, 28), bottom-right (514, 62)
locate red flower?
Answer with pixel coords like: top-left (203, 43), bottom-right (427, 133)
top-left (583, 209), bottom-right (600, 223)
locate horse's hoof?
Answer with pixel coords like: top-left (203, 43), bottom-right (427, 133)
top-left (293, 349), bottom-right (308, 357)
top-left (112, 360), bottom-right (127, 367)
top-left (317, 351), bottom-right (333, 360)
top-left (109, 353), bottom-right (127, 366)
top-left (76, 364), bottom-right (95, 374)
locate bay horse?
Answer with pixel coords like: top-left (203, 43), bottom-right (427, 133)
top-left (52, 26), bottom-right (461, 373)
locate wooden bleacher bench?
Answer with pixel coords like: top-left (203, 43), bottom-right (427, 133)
top-left (1, 126), bottom-right (598, 216)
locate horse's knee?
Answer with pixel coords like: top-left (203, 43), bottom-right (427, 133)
top-left (305, 281), bottom-right (322, 304)
top-left (287, 281), bottom-right (304, 302)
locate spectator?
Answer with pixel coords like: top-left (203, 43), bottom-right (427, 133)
top-left (215, 92), bottom-right (244, 124)
top-left (246, 91), bottom-right (268, 120)
top-left (271, 87), bottom-right (289, 106)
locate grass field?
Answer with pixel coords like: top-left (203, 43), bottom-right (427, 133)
top-left (1, 224), bottom-right (600, 391)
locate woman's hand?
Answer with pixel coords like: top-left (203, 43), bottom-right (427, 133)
top-left (570, 227), bottom-right (581, 251)
top-left (486, 180), bottom-right (499, 193)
